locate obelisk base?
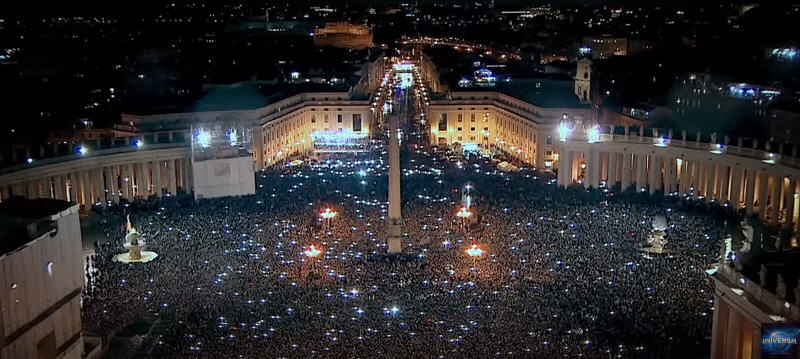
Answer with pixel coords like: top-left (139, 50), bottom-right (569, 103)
top-left (387, 221), bottom-right (403, 254)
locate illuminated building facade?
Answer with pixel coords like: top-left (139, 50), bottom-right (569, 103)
top-left (313, 22), bottom-right (373, 50)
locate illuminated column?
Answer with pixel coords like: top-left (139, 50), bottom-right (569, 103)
top-left (600, 152), bottom-right (609, 184)
top-left (81, 170), bottom-right (91, 205)
top-left (696, 162), bottom-right (705, 196)
top-left (96, 169), bottom-right (106, 206)
top-left (621, 153), bottom-right (631, 190)
top-left (110, 166), bottom-right (120, 203)
top-left (785, 178), bottom-right (796, 228)
top-left (745, 170), bottom-right (756, 215)
top-left (663, 158), bottom-right (673, 196)
top-left (678, 159), bottom-right (687, 195)
top-left (68, 173), bottom-right (78, 203)
top-left (719, 165), bottom-right (729, 202)
top-left (167, 159), bottom-right (177, 195)
top-left (729, 167), bottom-right (742, 209)
top-left (706, 162), bottom-right (718, 200)
top-left (757, 172), bottom-right (768, 219)
top-left (771, 175), bottom-right (781, 225)
top-left (387, 113), bottom-right (403, 253)
top-left (152, 160), bottom-right (163, 197)
top-left (635, 153), bottom-right (646, 191)
top-left (183, 158), bottom-right (192, 193)
top-left (607, 152), bottom-right (618, 187)
top-left (123, 164), bottom-right (133, 201)
top-left (648, 156), bottom-right (659, 194)
top-left (54, 175), bottom-right (65, 200)
top-left (590, 149), bottom-right (600, 188)
top-left (137, 162), bottom-right (148, 198)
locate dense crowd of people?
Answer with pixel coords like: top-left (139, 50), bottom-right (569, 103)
top-left (82, 147), bottom-right (727, 358)
top-left (83, 103), bottom-right (730, 358)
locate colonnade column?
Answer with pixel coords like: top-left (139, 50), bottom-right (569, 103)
top-left (648, 156), bottom-right (659, 194)
top-left (125, 163), bottom-right (135, 201)
top-left (40, 178), bottom-right (51, 199)
top-left (110, 166), bottom-right (120, 203)
top-left (784, 178), bottom-right (796, 229)
top-left (757, 172), bottom-right (769, 219)
top-left (26, 181), bottom-right (37, 199)
top-left (167, 159), bottom-right (177, 195)
top-left (81, 170), bottom-right (91, 206)
top-left (635, 154), bottom-right (646, 191)
top-left (183, 158), bottom-right (192, 193)
top-left (68, 173), bottom-right (78, 203)
top-left (607, 152), bottom-right (617, 187)
top-left (153, 160), bottom-right (163, 197)
top-left (745, 170), bottom-right (756, 215)
top-left (771, 175), bottom-right (782, 225)
top-left (137, 162), bottom-right (147, 198)
top-left (663, 158), bottom-right (673, 196)
top-left (95, 169), bottom-right (106, 206)
top-left (705, 163), bottom-right (716, 199)
top-left (729, 167), bottom-right (742, 209)
top-left (54, 175), bottom-right (65, 200)
top-left (719, 165), bottom-right (729, 203)
top-left (621, 153), bottom-right (631, 190)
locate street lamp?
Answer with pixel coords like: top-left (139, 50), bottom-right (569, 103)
top-left (304, 244), bottom-right (323, 274)
top-left (456, 206), bottom-right (472, 231)
top-left (320, 207), bottom-right (337, 231)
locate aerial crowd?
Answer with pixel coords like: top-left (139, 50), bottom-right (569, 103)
top-left (82, 135), bottom-right (730, 358)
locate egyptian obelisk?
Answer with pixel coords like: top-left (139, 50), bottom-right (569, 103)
top-left (387, 111), bottom-right (403, 253)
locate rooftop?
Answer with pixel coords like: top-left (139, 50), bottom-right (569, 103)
top-left (0, 197), bottom-right (75, 257)
top-left (123, 82), bottom-right (357, 115)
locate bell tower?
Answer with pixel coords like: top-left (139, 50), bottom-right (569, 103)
top-left (574, 58), bottom-right (592, 104)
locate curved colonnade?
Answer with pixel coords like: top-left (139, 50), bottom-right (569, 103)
top-left (559, 128), bottom-right (800, 229)
top-left (0, 143), bottom-right (192, 207)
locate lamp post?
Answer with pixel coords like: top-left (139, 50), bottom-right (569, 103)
top-left (320, 207), bottom-right (337, 231)
top-left (304, 244), bottom-right (322, 274)
top-left (456, 207), bottom-right (472, 232)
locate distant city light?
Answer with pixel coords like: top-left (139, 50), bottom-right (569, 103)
top-left (77, 146), bottom-right (87, 155)
top-left (133, 139), bottom-right (143, 149)
top-left (26, 157), bottom-right (33, 164)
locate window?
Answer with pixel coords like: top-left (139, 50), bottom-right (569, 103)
top-left (470, 114), bottom-right (476, 122)
top-left (546, 136), bottom-right (552, 145)
top-left (470, 127), bottom-right (476, 132)
top-left (457, 136), bottom-right (462, 141)
top-left (337, 114), bottom-right (343, 123)
top-left (311, 115), bottom-right (316, 123)
top-left (324, 115), bottom-right (329, 123)
top-left (484, 127), bottom-right (489, 132)
top-left (458, 114), bottom-right (463, 122)
top-left (470, 136), bottom-right (476, 141)
top-left (457, 127), bottom-right (462, 132)
top-left (352, 114), bottom-right (362, 132)
top-left (546, 150), bottom-right (553, 156)
top-left (439, 114), bottom-right (448, 131)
